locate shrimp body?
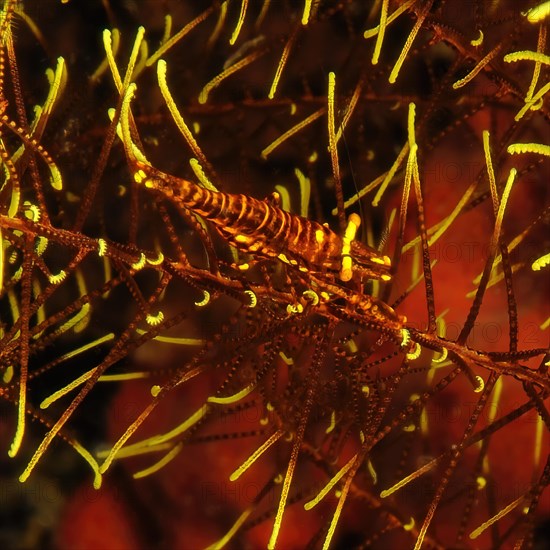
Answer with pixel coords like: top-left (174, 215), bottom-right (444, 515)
top-left (133, 162), bottom-right (391, 282)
